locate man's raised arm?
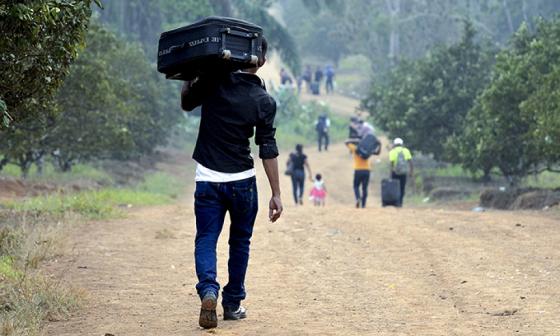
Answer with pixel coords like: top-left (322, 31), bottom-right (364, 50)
top-left (181, 79), bottom-right (203, 112)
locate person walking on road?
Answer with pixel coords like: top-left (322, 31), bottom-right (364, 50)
top-left (315, 114), bottom-right (330, 152)
top-left (181, 37), bottom-right (283, 329)
top-left (314, 65), bottom-right (324, 84)
top-left (345, 140), bottom-right (372, 208)
top-left (325, 65), bottom-right (335, 94)
top-left (389, 138), bottom-right (413, 207)
top-left (309, 173), bottom-right (327, 206)
top-left (288, 144), bottom-right (312, 205)
top-left (302, 65), bottom-right (312, 93)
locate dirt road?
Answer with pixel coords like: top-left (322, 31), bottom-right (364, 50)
top-left (43, 140), bottom-right (560, 335)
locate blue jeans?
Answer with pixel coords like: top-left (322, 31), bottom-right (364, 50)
top-left (194, 176), bottom-right (258, 308)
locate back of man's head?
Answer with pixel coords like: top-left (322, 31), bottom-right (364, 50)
top-left (259, 37), bottom-right (268, 67)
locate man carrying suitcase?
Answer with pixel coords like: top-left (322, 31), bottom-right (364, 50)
top-left (181, 37), bottom-right (283, 329)
top-left (389, 138), bottom-right (413, 207)
top-left (345, 139), bottom-right (372, 208)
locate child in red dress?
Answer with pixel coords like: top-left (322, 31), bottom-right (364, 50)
top-left (309, 173), bottom-right (327, 206)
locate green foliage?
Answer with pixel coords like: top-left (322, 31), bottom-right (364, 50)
top-left (53, 23), bottom-right (183, 164)
top-left (0, 162), bottom-right (113, 186)
top-left (456, 18), bottom-right (560, 181)
top-left (0, 256), bottom-right (20, 280)
top-left (0, 23), bottom-right (184, 176)
top-left (136, 172), bottom-right (184, 199)
top-left (0, 0), bottom-right (98, 176)
top-left (524, 171), bottom-right (560, 189)
top-left (0, 0), bottom-right (97, 127)
top-left (363, 22), bottom-right (495, 161)
top-left (6, 189), bottom-right (172, 220)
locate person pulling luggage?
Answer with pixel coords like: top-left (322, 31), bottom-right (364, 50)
top-left (389, 138), bottom-right (414, 207)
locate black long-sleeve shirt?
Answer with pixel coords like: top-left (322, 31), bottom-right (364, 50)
top-left (182, 72), bottom-right (279, 173)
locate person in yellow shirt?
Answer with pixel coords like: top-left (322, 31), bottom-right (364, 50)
top-left (345, 140), bottom-right (372, 208)
top-left (389, 138), bottom-right (413, 207)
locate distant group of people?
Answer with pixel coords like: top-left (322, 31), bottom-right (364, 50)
top-left (286, 115), bottom-right (414, 209)
top-left (279, 64), bottom-right (336, 95)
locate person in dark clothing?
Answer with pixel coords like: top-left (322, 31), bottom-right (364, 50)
top-left (280, 67), bottom-right (292, 85)
top-left (181, 37), bottom-right (283, 329)
top-left (302, 65), bottom-right (312, 92)
top-left (345, 140), bottom-right (372, 208)
top-left (314, 66), bottom-right (324, 83)
top-left (348, 116), bottom-right (360, 141)
top-left (315, 114), bottom-right (330, 152)
top-left (325, 65), bottom-right (335, 94)
top-left (288, 144), bottom-right (312, 205)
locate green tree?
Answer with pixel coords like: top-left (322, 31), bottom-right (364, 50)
top-left (50, 24), bottom-right (182, 169)
top-left (0, 0), bottom-right (99, 128)
top-left (362, 22), bottom-right (495, 161)
top-left (457, 18), bottom-right (560, 182)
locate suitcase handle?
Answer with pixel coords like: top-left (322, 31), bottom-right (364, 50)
top-left (220, 28), bottom-right (260, 65)
top-left (220, 27), bottom-right (258, 39)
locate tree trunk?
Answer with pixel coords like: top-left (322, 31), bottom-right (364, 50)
top-left (502, 0), bottom-right (515, 34)
top-left (482, 168), bottom-right (492, 184)
top-left (521, 0), bottom-right (530, 30)
top-left (35, 151), bottom-right (45, 177)
top-left (19, 152), bottom-right (33, 180)
top-left (0, 157), bottom-right (8, 172)
top-left (385, 0), bottom-right (401, 66)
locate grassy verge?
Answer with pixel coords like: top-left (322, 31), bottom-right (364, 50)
top-left (0, 171), bottom-right (186, 335)
top-left (1, 162), bottom-right (113, 185)
top-left (3, 172), bottom-right (184, 220)
top-left (0, 211), bottom-right (82, 336)
top-left (523, 171), bottom-right (560, 189)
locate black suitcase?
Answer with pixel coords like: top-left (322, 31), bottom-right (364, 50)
top-left (157, 16), bottom-right (263, 80)
top-left (381, 178), bottom-right (400, 207)
top-left (357, 133), bottom-right (381, 159)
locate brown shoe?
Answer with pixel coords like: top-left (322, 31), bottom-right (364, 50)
top-left (199, 292), bottom-right (218, 329)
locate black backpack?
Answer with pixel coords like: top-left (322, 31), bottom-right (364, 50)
top-left (357, 134), bottom-right (381, 159)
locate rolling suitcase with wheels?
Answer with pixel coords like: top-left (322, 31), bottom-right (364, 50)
top-left (157, 16), bottom-right (263, 80)
top-left (381, 178), bottom-right (400, 207)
